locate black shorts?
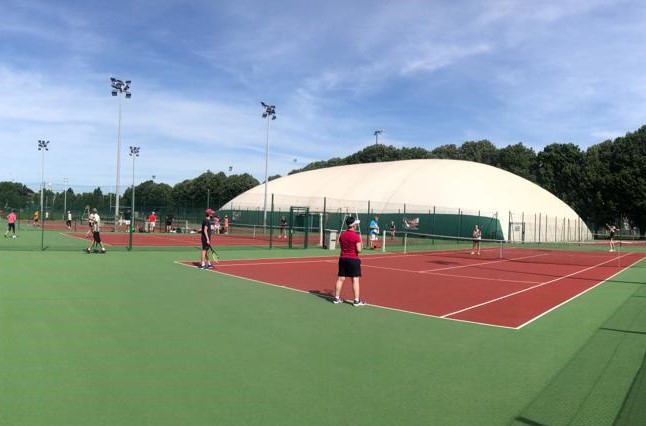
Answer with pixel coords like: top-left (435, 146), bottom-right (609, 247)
top-left (201, 236), bottom-right (210, 250)
top-left (93, 231), bottom-right (101, 243)
top-left (338, 257), bottom-right (361, 278)
top-left (8, 223), bottom-right (15, 232)
top-left (66, 220), bottom-right (72, 226)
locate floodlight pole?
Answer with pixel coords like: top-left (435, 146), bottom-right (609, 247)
top-left (128, 146), bottom-right (140, 250)
top-left (38, 140), bottom-right (49, 250)
top-left (38, 140), bottom-right (49, 222)
top-left (261, 102), bottom-right (276, 230)
top-left (111, 77), bottom-right (132, 232)
top-left (63, 177), bottom-right (68, 218)
top-left (374, 129), bottom-right (384, 145)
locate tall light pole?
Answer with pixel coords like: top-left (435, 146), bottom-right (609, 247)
top-left (111, 77), bottom-right (132, 232)
top-left (37, 140), bottom-right (49, 224)
top-left (261, 101), bottom-right (276, 229)
top-left (63, 177), bottom-right (68, 217)
top-left (374, 129), bottom-right (384, 145)
top-left (38, 140), bottom-right (49, 250)
top-left (128, 146), bottom-right (140, 250)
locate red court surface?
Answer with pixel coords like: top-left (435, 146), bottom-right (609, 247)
top-left (179, 248), bottom-right (645, 329)
top-left (64, 231), bottom-right (283, 247)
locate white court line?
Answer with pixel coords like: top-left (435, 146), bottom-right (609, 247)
top-left (515, 254), bottom-right (646, 329)
top-left (421, 270), bottom-right (540, 284)
top-left (417, 252), bottom-right (549, 273)
top-left (440, 252), bottom-right (635, 320)
top-left (173, 260), bottom-right (518, 330)
top-left (216, 258), bottom-right (338, 267)
top-left (359, 252), bottom-right (549, 277)
top-left (59, 232), bottom-right (115, 247)
top-left (174, 252), bottom-right (645, 330)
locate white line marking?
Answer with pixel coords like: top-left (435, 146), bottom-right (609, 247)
top-left (441, 252), bottom-right (635, 319)
top-left (172, 260), bottom-right (518, 330)
top-left (421, 271), bottom-right (540, 284)
top-left (174, 252), bottom-right (646, 330)
top-left (515, 254), bottom-right (646, 329)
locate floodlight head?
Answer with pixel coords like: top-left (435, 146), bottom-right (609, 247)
top-left (110, 77), bottom-right (132, 97)
top-left (272, 115), bottom-right (276, 120)
top-left (125, 93), bottom-right (132, 98)
top-left (261, 101), bottom-right (268, 107)
top-left (262, 113), bottom-right (267, 118)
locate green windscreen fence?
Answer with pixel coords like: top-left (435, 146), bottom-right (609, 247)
top-left (4, 192), bottom-right (608, 253)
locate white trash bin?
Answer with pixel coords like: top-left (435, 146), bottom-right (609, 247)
top-left (324, 230), bottom-right (337, 250)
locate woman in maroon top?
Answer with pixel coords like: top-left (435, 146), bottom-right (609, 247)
top-left (333, 216), bottom-right (365, 306)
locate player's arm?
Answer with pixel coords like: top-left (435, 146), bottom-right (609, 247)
top-left (355, 234), bottom-right (362, 253)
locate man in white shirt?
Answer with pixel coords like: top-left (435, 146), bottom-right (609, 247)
top-left (85, 208), bottom-right (106, 254)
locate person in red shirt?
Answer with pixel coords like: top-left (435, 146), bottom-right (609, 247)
top-left (332, 216), bottom-right (365, 306)
top-left (148, 211), bottom-right (157, 232)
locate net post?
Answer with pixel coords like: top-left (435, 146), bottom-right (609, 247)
top-left (382, 229), bottom-right (386, 252)
top-left (404, 232), bottom-right (408, 254)
top-left (366, 200), bottom-right (371, 246)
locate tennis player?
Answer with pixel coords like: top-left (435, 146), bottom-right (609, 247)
top-left (369, 215), bottom-right (380, 249)
top-left (199, 209), bottom-right (215, 269)
top-left (66, 210), bottom-right (72, 230)
top-left (606, 224), bottom-right (618, 252)
top-left (214, 215), bottom-right (221, 234)
top-left (279, 216), bottom-right (287, 238)
top-left (388, 221), bottom-right (396, 240)
top-left (85, 209), bottom-right (95, 238)
top-left (148, 211), bottom-right (157, 233)
top-left (471, 225), bottom-right (482, 255)
top-left (123, 209), bottom-right (132, 232)
top-left (165, 213), bottom-right (174, 233)
top-left (84, 208), bottom-right (106, 254)
top-left (5, 209), bottom-right (17, 238)
top-left (332, 216), bottom-right (365, 307)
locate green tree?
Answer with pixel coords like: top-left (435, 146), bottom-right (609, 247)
top-left (607, 128), bottom-right (646, 234)
top-left (496, 143), bottom-right (537, 183)
top-left (0, 181), bottom-right (35, 211)
top-left (536, 143), bottom-right (586, 215)
top-left (220, 174), bottom-right (260, 208)
top-left (458, 140), bottom-right (498, 165)
top-left (431, 144), bottom-right (459, 159)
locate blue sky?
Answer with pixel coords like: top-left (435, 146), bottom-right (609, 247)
top-left (2, 0), bottom-right (646, 193)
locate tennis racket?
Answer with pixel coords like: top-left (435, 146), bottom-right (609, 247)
top-left (208, 245), bottom-right (220, 263)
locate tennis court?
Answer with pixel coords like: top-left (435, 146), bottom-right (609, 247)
top-left (180, 243), bottom-right (646, 328)
top-left (2, 228), bottom-right (646, 425)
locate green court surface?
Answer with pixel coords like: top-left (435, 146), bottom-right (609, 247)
top-left (1, 230), bottom-right (646, 425)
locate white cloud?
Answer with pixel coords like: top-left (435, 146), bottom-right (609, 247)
top-left (2, 0), bottom-right (646, 192)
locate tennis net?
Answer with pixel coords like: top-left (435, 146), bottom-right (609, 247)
top-left (381, 231), bottom-right (646, 267)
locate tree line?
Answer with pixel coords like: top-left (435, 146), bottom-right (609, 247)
top-left (288, 126), bottom-right (646, 234)
top-left (2, 125), bottom-right (646, 233)
top-left (0, 171), bottom-right (259, 220)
